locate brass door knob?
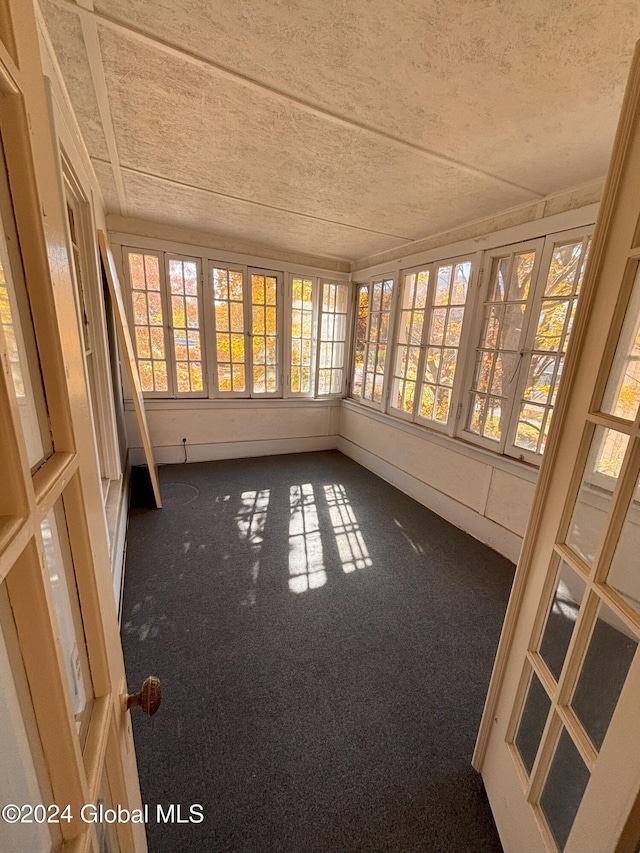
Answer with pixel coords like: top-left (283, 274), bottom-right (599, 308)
top-left (126, 675), bottom-right (162, 717)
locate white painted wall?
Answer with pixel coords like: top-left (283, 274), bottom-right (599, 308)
top-left (338, 402), bottom-right (536, 563)
top-left (127, 400), bottom-right (341, 465)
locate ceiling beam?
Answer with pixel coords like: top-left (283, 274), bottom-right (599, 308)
top-left (72, 1), bottom-right (128, 216)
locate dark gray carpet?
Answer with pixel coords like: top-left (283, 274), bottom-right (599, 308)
top-left (121, 450), bottom-right (514, 853)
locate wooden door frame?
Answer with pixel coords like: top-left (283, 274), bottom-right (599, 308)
top-left (0, 0), bottom-right (146, 850)
top-left (474, 41), bottom-right (640, 853)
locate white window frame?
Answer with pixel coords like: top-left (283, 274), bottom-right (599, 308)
top-left (387, 253), bottom-right (478, 436)
top-left (122, 246), bottom-right (173, 399)
top-left (247, 267), bottom-right (283, 398)
top-left (458, 227), bottom-right (593, 461)
top-left (503, 227), bottom-right (593, 463)
top-left (458, 237), bottom-right (545, 453)
top-left (124, 247), bottom-right (207, 399)
top-left (350, 274), bottom-right (397, 411)
top-left (284, 273), bottom-right (319, 399)
top-left (207, 261), bottom-right (249, 399)
top-left (315, 279), bottom-right (351, 399)
top-left (165, 252), bottom-right (207, 399)
top-left (207, 262), bottom-right (283, 399)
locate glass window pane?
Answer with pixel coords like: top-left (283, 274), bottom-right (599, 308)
top-left (40, 506), bottom-right (92, 741)
top-left (213, 267), bottom-right (246, 394)
top-left (417, 259), bottom-right (471, 426)
top-left (539, 562), bottom-right (586, 681)
top-left (0, 184), bottom-right (51, 467)
top-left (515, 670), bottom-right (551, 775)
top-left (317, 282), bottom-right (348, 397)
top-left (128, 251), bottom-right (168, 393)
top-left (361, 279), bottom-right (393, 403)
top-left (468, 248), bottom-right (532, 439)
top-left (352, 286), bottom-right (369, 398)
top-left (540, 728), bottom-right (590, 851)
top-left (566, 427), bottom-right (629, 566)
top-left (168, 258), bottom-right (202, 393)
top-left (607, 470), bottom-right (640, 613)
top-left (290, 278), bottom-right (314, 395)
top-left (251, 273), bottom-right (278, 394)
top-left (601, 264), bottom-right (640, 421)
top-left (571, 602), bottom-right (638, 750)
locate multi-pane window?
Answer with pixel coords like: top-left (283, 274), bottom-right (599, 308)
top-left (318, 282), bottom-right (349, 396)
top-left (126, 250), bottom-right (350, 401)
top-left (420, 261), bottom-right (471, 425)
top-left (210, 265), bottom-right (281, 397)
top-left (0, 176), bottom-right (52, 467)
top-left (128, 251), bottom-right (169, 394)
top-left (463, 229), bottom-right (593, 461)
top-left (290, 277), bottom-right (314, 394)
top-left (389, 258), bottom-right (472, 428)
top-left (127, 250), bottom-right (205, 397)
top-left (250, 270), bottom-right (279, 394)
top-left (390, 268), bottom-right (429, 416)
top-left (169, 257), bottom-right (203, 394)
top-left (512, 235), bottom-right (591, 456)
top-left (351, 278), bottom-right (394, 406)
top-left (467, 244), bottom-right (538, 444)
top-left (352, 285), bottom-right (369, 397)
top-left (211, 265), bottom-right (246, 394)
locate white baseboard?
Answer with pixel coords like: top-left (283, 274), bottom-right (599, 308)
top-left (130, 435), bottom-right (338, 466)
top-left (337, 436), bottom-right (522, 564)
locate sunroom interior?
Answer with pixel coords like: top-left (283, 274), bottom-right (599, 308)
top-left (3, 0), bottom-right (640, 851)
top-left (35, 0), bottom-right (640, 582)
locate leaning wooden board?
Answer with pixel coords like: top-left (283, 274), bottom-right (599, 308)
top-left (97, 229), bottom-right (162, 508)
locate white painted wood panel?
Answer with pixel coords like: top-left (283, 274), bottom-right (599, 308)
top-left (340, 406), bottom-right (492, 513)
top-left (485, 469), bottom-right (536, 537)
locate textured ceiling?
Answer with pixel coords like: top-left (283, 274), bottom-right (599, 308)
top-left (39, 0), bottom-right (640, 262)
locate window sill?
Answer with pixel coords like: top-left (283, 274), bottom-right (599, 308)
top-left (124, 396), bottom-right (343, 411)
top-left (340, 398), bottom-right (539, 483)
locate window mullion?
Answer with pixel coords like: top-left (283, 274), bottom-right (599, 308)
top-left (411, 267), bottom-right (431, 422)
top-left (157, 254), bottom-right (176, 397)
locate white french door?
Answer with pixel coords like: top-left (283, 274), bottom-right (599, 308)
top-left (0, 2), bottom-right (146, 851)
top-left (475, 44), bottom-right (640, 853)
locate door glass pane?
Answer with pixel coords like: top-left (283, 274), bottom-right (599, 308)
top-left (571, 601), bottom-right (638, 751)
top-left (607, 470), bottom-right (640, 613)
top-left (565, 426), bottom-right (629, 566)
top-left (514, 670), bottom-right (550, 775)
top-left (40, 505), bottom-right (93, 741)
top-left (540, 727), bottom-right (590, 851)
top-left (0, 586), bottom-right (54, 852)
top-left (0, 169), bottom-right (51, 468)
top-left (601, 264), bottom-right (640, 421)
top-left (539, 562), bottom-right (586, 681)
top-left (96, 767), bottom-right (121, 853)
